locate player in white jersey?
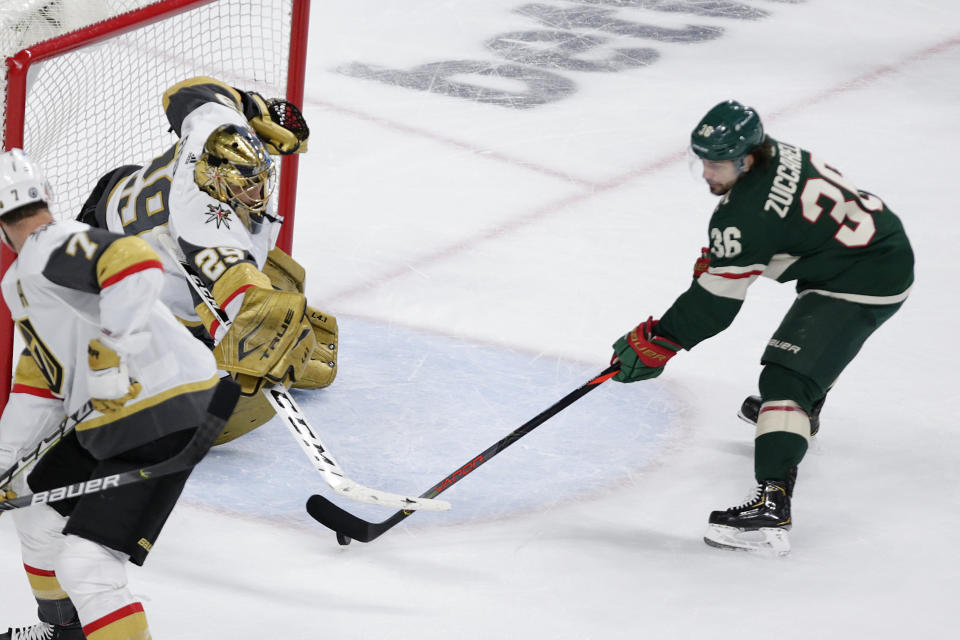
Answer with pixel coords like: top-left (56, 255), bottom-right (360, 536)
top-left (77, 76), bottom-right (337, 444)
top-left (0, 149), bottom-right (237, 640)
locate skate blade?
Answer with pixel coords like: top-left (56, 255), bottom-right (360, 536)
top-left (704, 524), bottom-right (791, 557)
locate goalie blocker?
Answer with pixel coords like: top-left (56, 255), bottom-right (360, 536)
top-left (202, 247), bottom-right (338, 444)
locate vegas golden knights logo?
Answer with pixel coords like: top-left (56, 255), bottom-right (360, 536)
top-left (16, 319), bottom-right (64, 394)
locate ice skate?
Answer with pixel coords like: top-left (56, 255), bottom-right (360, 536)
top-left (704, 479), bottom-right (792, 557)
top-left (0, 623), bottom-right (54, 640)
top-left (0, 619), bottom-right (83, 640)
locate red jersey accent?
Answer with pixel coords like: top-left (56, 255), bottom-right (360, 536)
top-left (83, 602), bottom-right (145, 635)
top-left (11, 384), bottom-right (60, 400)
top-left (100, 260), bottom-right (163, 289)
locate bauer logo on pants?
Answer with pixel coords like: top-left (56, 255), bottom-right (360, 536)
top-left (768, 339), bottom-right (801, 354)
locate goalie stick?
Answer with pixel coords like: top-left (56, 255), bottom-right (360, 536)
top-left (306, 364), bottom-right (620, 545)
top-left (156, 232), bottom-right (449, 512)
top-left (0, 379), bottom-right (239, 511)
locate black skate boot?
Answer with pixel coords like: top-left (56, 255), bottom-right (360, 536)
top-left (0, 619), bottom-right (83, 640)
top-left (737, 395), bottom-right (824, 436)
top-left (704, 479), bottom-right (792, 556)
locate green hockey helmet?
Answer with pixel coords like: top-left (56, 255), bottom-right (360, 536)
top-left (690, 100), bottom-right (765, 162)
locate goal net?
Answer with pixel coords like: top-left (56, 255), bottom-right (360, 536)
top-left (1, 0), bottom-right (310, 405)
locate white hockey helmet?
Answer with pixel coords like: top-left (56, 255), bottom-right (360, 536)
top-left (0, 148), bottom-right (53, 220)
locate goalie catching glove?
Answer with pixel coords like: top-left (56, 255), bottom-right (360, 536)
top-left (236, 89), bottom-right (309, 155)
top-left (87, 338), bottom-right (142, 413)
top-left (611, 317), bottom-right (682, 383)
top-left (211, 287), bottom-right (317, 395)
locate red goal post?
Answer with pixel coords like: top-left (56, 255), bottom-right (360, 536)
top-left (1, 0), bottom-right (311, 408)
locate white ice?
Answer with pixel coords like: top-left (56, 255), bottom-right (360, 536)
top-left (3, 1), bottom-right (959, 638)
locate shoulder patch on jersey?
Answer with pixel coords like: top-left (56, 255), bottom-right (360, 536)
top-left (12, 349), bottom-right (59, 398)
top-left (16, 319), bottom-right (64, 395)
top-left (205, 203), bottom-right (233, 229)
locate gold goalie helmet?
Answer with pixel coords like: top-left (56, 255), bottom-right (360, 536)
top-left (194, 124), bottom-right (277, 231)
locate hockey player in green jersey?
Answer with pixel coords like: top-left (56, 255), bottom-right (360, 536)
top-left (609, 100), bottom-right (913, 556)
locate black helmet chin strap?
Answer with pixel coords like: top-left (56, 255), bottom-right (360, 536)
top-left (0, 214), bottom-right (15, 251)
top-left (0, 225), bottom-right (13, 252)
top-left (733, 154), bottom-right (750, 174)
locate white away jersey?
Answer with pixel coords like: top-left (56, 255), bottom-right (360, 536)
top-left (94, 82), bottom-right (281, 324)
top-left (1, 219), bottom-right (218, 458)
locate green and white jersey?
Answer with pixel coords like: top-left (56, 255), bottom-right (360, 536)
top-left (658, 137), bottom-right (914, 350)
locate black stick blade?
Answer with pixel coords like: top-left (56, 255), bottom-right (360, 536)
top-left (306, 494), bottom-right (381, 543)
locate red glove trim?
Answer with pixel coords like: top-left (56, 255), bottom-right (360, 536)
top-left (693, 247), bottom-right (711, 278)
top-left (625, 318), bottom-right (680, 367)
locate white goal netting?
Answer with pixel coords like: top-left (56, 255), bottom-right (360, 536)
top-left (2, 0), bottom-right (298, 221)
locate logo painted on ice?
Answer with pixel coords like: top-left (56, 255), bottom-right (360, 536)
top-left (337, 1), bottom-right (807, 109)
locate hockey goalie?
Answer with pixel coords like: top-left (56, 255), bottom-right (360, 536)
top-left (77, 76), bottom-right (337, 444)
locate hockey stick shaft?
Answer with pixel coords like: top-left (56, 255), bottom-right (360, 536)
top-left (306, 364), bottom-right (620, 543)
top-left (0, 402), bottom-right (94, 492)
top-left (0, 379), bottom-right (239, 511)
top-left (157, 232), bottom-right (448, 511)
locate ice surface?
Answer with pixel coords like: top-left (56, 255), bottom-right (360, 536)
top-left (2, 1), bottom-right (959, 638)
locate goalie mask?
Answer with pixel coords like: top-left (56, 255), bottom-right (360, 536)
top-left (195, 124), bottom-right (277, 232)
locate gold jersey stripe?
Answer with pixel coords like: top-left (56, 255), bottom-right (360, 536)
top-left (25, 570), bottom-right (68, 601)
top-left (96, 236), bottom-right (163, 289)
top-left (84, 602), bottom-right (150, 640)
top-left (162, 75), bottom-right (242, 113)
top-left (77, 375), bottom-right (219, 432)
